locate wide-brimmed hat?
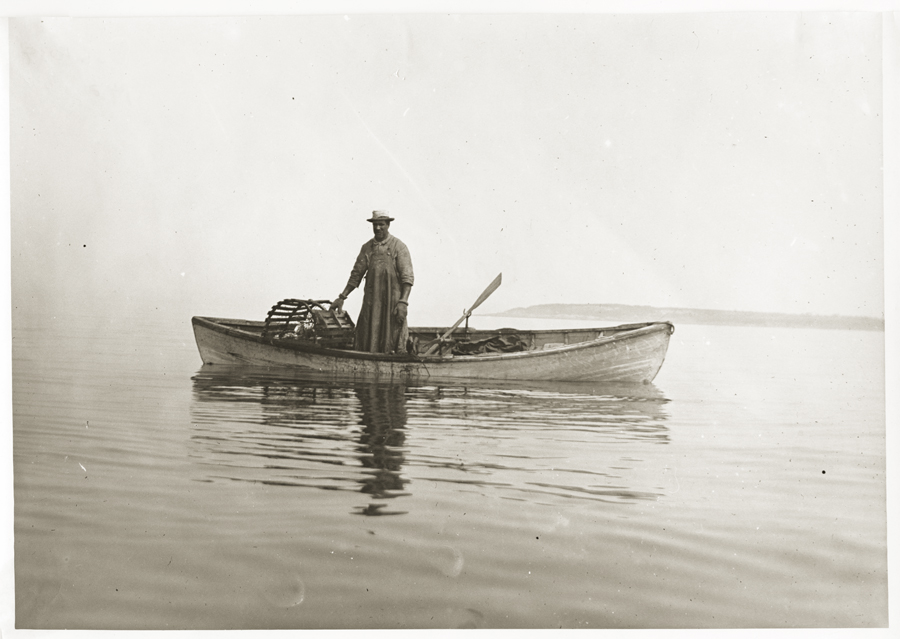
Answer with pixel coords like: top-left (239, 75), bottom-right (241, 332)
top-left (367, 210), bottom-right (395, 222)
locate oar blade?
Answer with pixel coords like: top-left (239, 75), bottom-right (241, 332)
top-left (469, 273), bottom-right (502, 313)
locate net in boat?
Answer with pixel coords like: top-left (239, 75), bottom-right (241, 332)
top-left (450, 334), bottom-right (529, 355)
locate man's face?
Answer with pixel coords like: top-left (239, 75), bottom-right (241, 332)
top-left (372, 220), bottom-right (390, 242)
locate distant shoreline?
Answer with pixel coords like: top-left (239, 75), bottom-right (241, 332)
top-left (489, 304), bottom-right (884, 332)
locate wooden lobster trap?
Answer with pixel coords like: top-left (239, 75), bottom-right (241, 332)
top-left (263, 299), bottom-right (356, 349)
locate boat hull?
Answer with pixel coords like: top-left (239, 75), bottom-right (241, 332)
top-left (191, 316), bottom-right (674, 383)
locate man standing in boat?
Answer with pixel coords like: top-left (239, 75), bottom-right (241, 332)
top-left (332, 211), bottom-right (414, 353)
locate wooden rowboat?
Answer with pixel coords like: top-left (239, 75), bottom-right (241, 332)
top-left (191, 315), bottom-right (674, 384)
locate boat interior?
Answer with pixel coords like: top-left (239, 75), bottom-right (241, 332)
top-left (206, 316), bottom-right (661, 357)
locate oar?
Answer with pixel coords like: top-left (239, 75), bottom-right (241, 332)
top-left (423, 273), bottom-right (502, 356)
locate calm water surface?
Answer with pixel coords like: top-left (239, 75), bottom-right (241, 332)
top-left (12, 317), bottom-right (887, 629)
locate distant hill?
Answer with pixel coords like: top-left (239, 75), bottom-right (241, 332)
top-left (490, 304), bottom-right (884, 331)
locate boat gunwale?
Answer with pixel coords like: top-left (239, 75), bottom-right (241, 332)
top-left (191, 315), bottom-right (674, 363)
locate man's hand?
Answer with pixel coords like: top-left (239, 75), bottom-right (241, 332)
top-left (394, 301), bottom-right (408, 322)
top-left (332, 297), bottom-right (345, 312)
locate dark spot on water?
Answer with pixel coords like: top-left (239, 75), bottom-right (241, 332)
top-left (822, 470), bottom-right (826, 474)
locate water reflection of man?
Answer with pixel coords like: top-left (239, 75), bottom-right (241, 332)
top-left (332, 211), bottom-right (414, 354)
top-left (355, 384), bottom-right (408, 499)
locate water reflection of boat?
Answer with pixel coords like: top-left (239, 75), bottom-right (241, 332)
top-left (189, 366), bottom-right (671, 513)
top-left (190, 367), bottom-right (412, 515)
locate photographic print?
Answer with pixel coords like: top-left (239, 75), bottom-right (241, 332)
top-left (5, 3), bottom-right (895, 633)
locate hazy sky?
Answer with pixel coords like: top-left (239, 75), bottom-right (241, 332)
top-left (8, 9), bottom-right (891, 329)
